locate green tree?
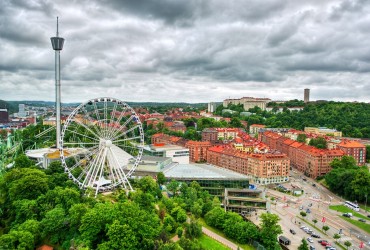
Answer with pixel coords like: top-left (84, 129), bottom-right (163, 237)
top-left (300, 211), bottom-right (307, 218)
top-left (41, 207), bottom-right (67, 244)
top-left (322, 225), bottom-right (330, 234)
top-left (7, 168), bottom-right (49, 201)
top-left (297, 134), bottom-right (307, 143)
top-left (163, 214), bottom-right (176, 233)
top-left (184, 219), bottom-right (202, 239)
top-left (157, 172), bottom-right (166, 185)
top-left (230, 117), bottom-right (242, 128)
top-left (167, 180), bottom-right (180, 196)
top-left (205, 207), bottom-right (226, 230)
top-left (97, 220), bottom-right (138, 250)
top-left (312, 219), bottom-right (318, 226)
top-left (259, 213), bottom-right (282, 250)
top-left (191, 202), bottom-right (203, 218)
top-left (333, 233), bottom-right (341, 242)
top-left (344, 240), bottom-right (352, 249)
top-left (298, 238), bottom-right (309, 250)
top-left (309, 137), bottom-right (327, 149)
top-left (14, 154), bottom-right (34, 168)
top-left (177, 226), bottom-right (183, 238)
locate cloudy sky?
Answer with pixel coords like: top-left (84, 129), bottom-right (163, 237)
top-left (0, 0), bottom-right (369, 103)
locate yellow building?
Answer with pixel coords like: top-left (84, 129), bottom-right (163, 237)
top-left (304, 127), bottom-right (342, 137)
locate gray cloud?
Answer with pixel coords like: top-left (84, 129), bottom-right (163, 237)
top-left (0, 0), bottom-right (369, 103)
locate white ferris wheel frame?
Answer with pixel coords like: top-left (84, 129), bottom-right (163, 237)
top-left (59, 97), bottom-right (144, 195)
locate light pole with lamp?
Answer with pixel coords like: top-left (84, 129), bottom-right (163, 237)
top-left (365, 193), bottom-right (368, 214)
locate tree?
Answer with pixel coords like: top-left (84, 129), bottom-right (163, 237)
top-left (163, 215), bottom-right (176, 233)
top-left (230, 117), bottom-right (242, 128)
top-left (344, 240), bottom-right (352, 249)
top-left (309, 137), bottom-right (327, 149)
top-left (167, 180), bottom-right (180, 196)
top-left (41, 207), bottom-right (67, 244)
top-left (98, 220), bottom-right (138, 250)
top-left (298, 238), bottom-right (309, 250)
top-left (184, 219), bottom-right (202, 239)
top-left (205, 207), bottom-right (226, 230)
top-left (259, 213), bottom-right (282, 250)
top-left (157, 172), bottom-right (166, 185)
top-left (14, 154), bottom-right (34, 168)
top-left (190, 202), bottom-right (203, 218)
top-left (176, 226), bottom-right (183, 238)
top-left (333, 233), bottom-right (341, 242)
top-left (7, 168), bottom-right (49, 201)
top-left (322, 225), bottom-right (330, 234)
top-left (300, 211), bottom-right (307, 218)
top-left (312, 219), bottom-right (318, 226)
top-left (297, 134), bottom-right (307, 143)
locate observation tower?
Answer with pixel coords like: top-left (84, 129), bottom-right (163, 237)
top-left (50, 17), bottom-right (65, 149)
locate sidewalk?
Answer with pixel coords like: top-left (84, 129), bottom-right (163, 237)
top-left (202, 226), bottom-right (239, 250)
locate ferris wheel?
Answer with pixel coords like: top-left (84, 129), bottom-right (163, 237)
top-left (59, 97), bottom-right (144, 196)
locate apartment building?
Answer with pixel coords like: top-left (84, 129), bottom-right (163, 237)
top-left (207, 145), bottom-right (289, 184)
top-left (337, 140), bottom-right (366, 165)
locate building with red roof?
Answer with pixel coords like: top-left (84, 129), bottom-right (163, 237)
top-left (337, 139), bottom-right (366, 165)
top-left (260, 130), bottom-right (346, 178)
top-left (186, 141), bottom-right (213, 162)
top-left (207, 145), bottom-right (289, 184)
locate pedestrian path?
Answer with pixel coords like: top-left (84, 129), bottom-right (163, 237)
top-left (202, 227), bottom-right (239, 250)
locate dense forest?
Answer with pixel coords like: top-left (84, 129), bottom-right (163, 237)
top-left (215, 101), bottom-right (370, 138)
top-left (0, 155), bottom-right (282, 250)
top-left (324, 156), bottom-right (370, 203)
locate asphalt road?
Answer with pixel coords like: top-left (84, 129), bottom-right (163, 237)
top-left (256, 170), bottom-right (370, 250)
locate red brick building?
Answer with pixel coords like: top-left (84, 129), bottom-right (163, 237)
top-left (337, 140), bottom-right (366, 165)
top-left (260, 131), bottom-right (345, 178)
top-left (207, 145), bottom-right (289, 184)
top-left (185, 140), bottom-right (212, 162)
top-left (202, 128), bottom-right (218, 142)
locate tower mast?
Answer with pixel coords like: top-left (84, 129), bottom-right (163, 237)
top-left (50, 17), bottom-right (65, 149)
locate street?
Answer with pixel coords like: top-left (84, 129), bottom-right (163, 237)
top-left (252, 170), bottom-right (370, 250)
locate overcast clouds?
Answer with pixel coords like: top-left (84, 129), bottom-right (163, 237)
top-left (0, 0), bottom-right (369, 103)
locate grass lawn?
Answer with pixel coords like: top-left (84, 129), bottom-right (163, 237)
top-left (198, 218), bottom-right (254, 250)
top-left (198, 234), bottom-right (231, 250)
top-left (329, 205), bottom-right (370, 220)
top-left (341, 217), bottom-right (370, 234)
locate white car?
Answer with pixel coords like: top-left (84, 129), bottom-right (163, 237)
top-left (307, 237), bottom-right (313, 243)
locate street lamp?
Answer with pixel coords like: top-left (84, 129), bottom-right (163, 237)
top-left (365, 194), bottom-right (368, 214)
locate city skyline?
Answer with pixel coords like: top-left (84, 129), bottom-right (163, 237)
top-left (1, 0), bottom-right (370, 103)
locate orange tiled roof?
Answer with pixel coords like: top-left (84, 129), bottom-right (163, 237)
top-left (250, 124), bottom-right (266, 128)
top-left (290, 141), bottom-right (303, 148)
top-left (337, 140), bottom-right (365, 148)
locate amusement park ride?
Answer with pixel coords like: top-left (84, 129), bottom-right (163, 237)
top-left (25, 18), bottom-right (144, 196)
top-left (0, 131), bottom-right (23, 175)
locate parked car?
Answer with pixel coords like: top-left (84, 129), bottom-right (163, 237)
top-left (326, 247), bottom-right (336, 250)
top-left (290, 229), bottom-right (296, 235)
top-left (358, 218), bottom-right (366, 223)
top-left (307, 237), bottom-right (313, 243)
top-left (311, 233), bottom-right (320, 238)
top-left (367, 214), bottom-right (370, 218)
top-left (321, 241), bottom-right (330, 246)
top-left (309, 246), bottom-right (316, 250)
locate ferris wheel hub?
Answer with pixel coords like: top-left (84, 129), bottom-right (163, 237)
top-left (105, 140), bottom-right (112, 147)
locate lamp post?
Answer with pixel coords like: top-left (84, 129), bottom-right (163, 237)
top-left (365, 194), bottom-right (368, 214)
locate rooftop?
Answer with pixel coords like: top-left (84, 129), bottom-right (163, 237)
top-left (163, 163), bottom-right (250, 180)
